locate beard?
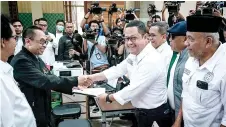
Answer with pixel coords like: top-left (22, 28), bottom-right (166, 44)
top-left (188, 50), bottom-right (204, 59)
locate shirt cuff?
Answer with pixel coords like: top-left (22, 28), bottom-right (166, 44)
top-left (113, 92), bottom-right (126, 105)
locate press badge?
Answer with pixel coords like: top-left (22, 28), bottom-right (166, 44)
top-left (96, 53), bottom-right (101, 60)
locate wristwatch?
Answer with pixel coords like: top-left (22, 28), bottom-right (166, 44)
top-left (106, 94), bottom-right (112, 103)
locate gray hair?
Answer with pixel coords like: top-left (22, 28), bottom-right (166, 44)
top-left (203, 32), bottom-right (219, 45)
top-left (150, 21), bottom-right (169, 35)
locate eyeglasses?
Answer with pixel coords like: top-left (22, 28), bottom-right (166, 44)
top-left (169, 34), bottom-right (176, 40)
top-left (39, 24), bottom-right (47, 27)
top-left (124, 36), bottom-right (138, 43)
top-left (11, 35), bottom-right (17, 40)
top-left (31, 38), bottom-right (48, 46)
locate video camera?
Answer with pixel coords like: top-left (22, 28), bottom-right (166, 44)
top-left (89, 2), bottom-right (107, 14)
top-left (108, 3), bottom-right (119, 14)
top-left (196, 1), bottom-right (224, 15)
top-left (125, 8), bottom-right (140, 21)
top-left (147, 4), bottom-right (161, 17)
top-left (164, 1), bottom-right (185, 14)
top-left (82, 28), bottom-right (98, 40)
top-left (107, 33), bottom-right (124, 46)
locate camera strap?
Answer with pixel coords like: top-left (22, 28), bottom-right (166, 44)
top-left (89, 34), bottom-right (99, 59)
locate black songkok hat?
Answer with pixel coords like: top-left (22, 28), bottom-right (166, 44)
top-left (186, 15), bottom-right (222, 33)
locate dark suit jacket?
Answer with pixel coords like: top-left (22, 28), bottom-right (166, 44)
top-left (10, 46), bottom-right (78, 126)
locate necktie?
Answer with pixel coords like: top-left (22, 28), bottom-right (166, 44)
top-left (167, 51), bottom-right (178, 87)
top-left (16, 36), bottom-right (19, 42)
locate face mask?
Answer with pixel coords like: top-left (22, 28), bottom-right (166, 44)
top-left (56, 25), bottom-right (64, 32)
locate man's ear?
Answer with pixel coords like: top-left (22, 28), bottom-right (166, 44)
top-left (162, 34), bottom-right (167, 39)
top-left (205, 36), bottom-right (213, 49)
top-left (1, 38), bottom-right (6, 48)
top-left (24, 38), bottom-right (30, 45)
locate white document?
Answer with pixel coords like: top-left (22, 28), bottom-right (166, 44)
top-left (107, 78), bottom-right (118, 88)
top-left (72, 88), bottom-right (105, 97)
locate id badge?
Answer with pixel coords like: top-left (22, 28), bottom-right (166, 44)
top-left (96, 53), bottom-right (101, 60)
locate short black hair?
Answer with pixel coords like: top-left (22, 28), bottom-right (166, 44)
top-left (34, 18), bottom-right (39, 25)
top-left (38, 18), bottom-right (48, 23)
top-left (115, 18), bottom-right (121, 25)
top-left (125, 20), bottom-right (146, 35)
top-left (56, 19), bottom-right (65, 25)
top-left (22, 26), bottom-right (42, 45)
top-left (152, 15), bottom-right (161, 21)
top-left (88, 20), bottom-right (100, 28)
top-left (1, 14), bottom-right (13, 40)
top-left (112, 27), bottom-right (123, 34)
top-left (11, 19), bottom-right (23, 26)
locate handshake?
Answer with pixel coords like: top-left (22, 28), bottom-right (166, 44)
top-left (77, 75), bottom-right (95, 89)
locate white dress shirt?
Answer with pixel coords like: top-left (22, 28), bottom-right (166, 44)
top-left (54, 32), bottom-right (63, 55)
top-left (181, 44), bottom-right (226, 127)
top-left (14, 35), bottom-right (23, 55)
top-left (103, 43), bottom-right (167, 109)
top-left (167, 54), bottom-right (179, 110)
top-left (0, 60), bottom-right (36, 127)
top-left (39, 32), bottom-right (56, 66)
top-left (156, 41), bottom-right (173, 70)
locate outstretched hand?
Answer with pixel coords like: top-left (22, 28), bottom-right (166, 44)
top-left (78, 75), bottom-right (93, 88)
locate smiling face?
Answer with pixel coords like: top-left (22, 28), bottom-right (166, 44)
top-left (24, 29), bottom-right (47, 55)
top-left (124, 26), bottom-right (148, 55)
top-left (149, 26), bottom-right (166, 49)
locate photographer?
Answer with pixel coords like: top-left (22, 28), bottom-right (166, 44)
top-left (58, 22), bottom-right (82, 61)
top-left (106, 27), bottom-right (125, 66)
top-left (162, 2), bottom-right (185, 27)
top-left (80, 4), bottom-right (110, 36)
top-left (83, 20), bottom-right (109, 74)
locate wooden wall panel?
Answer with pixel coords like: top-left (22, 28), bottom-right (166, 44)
top-left (86, 1), bottom-right (125, 25)
top-left (42, 1), bottom-right (64, 13)
top-left (17, 1), bottom-right (31, 13)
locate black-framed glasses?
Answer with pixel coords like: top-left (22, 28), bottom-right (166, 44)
top-left (29, 38), bottom-right (48, 45)
top-left (124, 36), bottom-right (138, 43)
top-left (169, 34), bottom-right (176, 40)
top-left (11, 35), bottom-right (17, 40)
top-left (39, 24), bottom-right (47, 27)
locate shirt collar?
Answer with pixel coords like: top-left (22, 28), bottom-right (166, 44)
top-left (156, 41), bottom-right (168, 53)
top-left (199, 43), bottom-right (225, 72)
top-left (128, 43), bottom-right (154, 64)
top-left (0, 60), bottom-right (13, 74)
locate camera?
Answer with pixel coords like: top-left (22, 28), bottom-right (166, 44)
top-left (147, 4), bottom-right (161, 17)
top-left (196, 1), bottom-right (224, 15)
top-left (89, 2), bottom-right (107, 14)
top-left (107, 27), bottom-right (124, 46)
top-left (125, 8), bottom-right (140, 21)
top-left (82, 28), bottom-right (98, 40)
top-left (107, 33), bottom-right (124, 46)
top-left (164, 1), bottom-right (185, 14)
top-left (109, 3), bottom-right (119, 14)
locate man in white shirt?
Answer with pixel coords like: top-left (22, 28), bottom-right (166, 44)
top-left (0, 14), bottom-right (36, 127)
top-left (38, 18), bottom-right (56, 67)
top-left (87, 20), bottom-right (172, 127)
top-left (12, 19), bottom-right (24, 55)
top-left (180, 15), bottom-right (226, 127)
top-left (54, 19), bottom-right (65, 61)
top-left (149, 21), bottom-right (173, 70)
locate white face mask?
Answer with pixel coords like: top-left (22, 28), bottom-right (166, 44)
top-left (56, 25), bottom-right (64, 32)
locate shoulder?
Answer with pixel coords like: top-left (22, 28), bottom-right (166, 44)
top-left (48, 32), bottom-right (55, 37)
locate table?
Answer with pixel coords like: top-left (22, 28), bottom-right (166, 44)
top-left (94, 97), bottom-right (135, 127)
